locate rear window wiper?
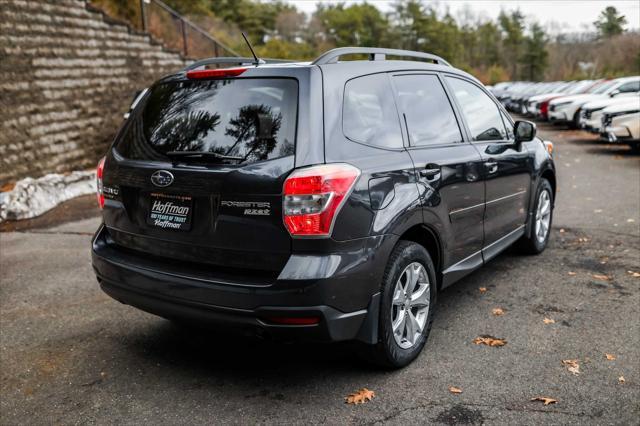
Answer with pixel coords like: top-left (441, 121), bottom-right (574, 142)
top-left (166, 151), bottom-right (245, 164)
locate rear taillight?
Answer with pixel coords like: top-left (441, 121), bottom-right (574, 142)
top-left (283, 163), bottom-right (360, 237)
top-left (186, 67), bottom-right (247, 79)
top-left (96, 156), bottom-right (105, 209)
top-left (540, 101), bottom-right (549, 117)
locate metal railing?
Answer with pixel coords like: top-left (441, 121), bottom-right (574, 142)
top-left (139, 0), bottom-right (239, 58)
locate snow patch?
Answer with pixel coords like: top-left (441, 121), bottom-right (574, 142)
top-left (0, 171), bottom-right (96, 222)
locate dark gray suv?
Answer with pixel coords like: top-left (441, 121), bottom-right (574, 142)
top-left (92, 48), bottom-right (556, 368)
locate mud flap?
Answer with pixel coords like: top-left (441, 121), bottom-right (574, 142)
top-left (355, 292), bottom-right (380, 344)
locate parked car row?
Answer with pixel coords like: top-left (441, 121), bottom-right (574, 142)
top-left (490, 77), bottom-right (640, 151)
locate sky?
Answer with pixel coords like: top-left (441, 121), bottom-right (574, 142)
top-left (286, 1), bottom-right (640, 33)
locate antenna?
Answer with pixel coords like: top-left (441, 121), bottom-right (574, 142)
top-left (241, 32), bottom-right (262, 66)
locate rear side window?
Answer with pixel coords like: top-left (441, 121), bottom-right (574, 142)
top-left (445, 76), bottom-right (507, 141)
top-left (393, 74), bottom-right (462, 146)
top-left (343, 74), bottom-right (403, 149)
top-left (116, 78), bottom-right (298, 164)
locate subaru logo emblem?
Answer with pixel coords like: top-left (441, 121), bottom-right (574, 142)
top-left (150, 170), bottom-right (174, 187)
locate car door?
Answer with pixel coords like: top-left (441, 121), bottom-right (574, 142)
top-left (610, 80), bottom-right (640, 98)
top-left (443, 75), bottom-right (533, 259)
top-left (391, 73), bottom-right (485, 283)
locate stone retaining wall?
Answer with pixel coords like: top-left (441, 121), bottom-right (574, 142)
top-left (0, 0), bottom-right (189, 185)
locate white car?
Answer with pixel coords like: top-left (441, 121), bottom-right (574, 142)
top-left (526, 80), bottom-right (594, 117)
top-left (601, 99), bottom-right (640, 150)
top-left (548, 76), bottom-right (640, 127)
top-left (580, 94), bottom-right (640, 133)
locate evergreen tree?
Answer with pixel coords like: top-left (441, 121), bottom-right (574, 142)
top-left (498, 10), bottom-right (526, 79)
top-left (314, 3), bottom-right (389, 47)
top-left (521, 23), bottom-right (549, 81)
top-left (594, 6), bottom-right (627, 38)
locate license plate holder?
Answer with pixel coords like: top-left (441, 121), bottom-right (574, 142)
top-left (147, 193), bottom-right (193, 231)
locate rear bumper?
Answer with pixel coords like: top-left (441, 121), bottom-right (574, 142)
top-left (92, 224), bottom-right (393, 343)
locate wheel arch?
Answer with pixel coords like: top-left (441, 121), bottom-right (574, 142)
top-left (541, 168), bottom-right (556, 201)
top-left (398, 224), bottom-right (443, 289)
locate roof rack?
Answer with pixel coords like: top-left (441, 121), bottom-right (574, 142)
top-left (311, 47), bottom-right (451, 67)
top-left (184, 57), bottom-right (295, 71)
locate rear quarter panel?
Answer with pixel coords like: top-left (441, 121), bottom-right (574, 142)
top-left (318, 63), bottom-right (424, 241)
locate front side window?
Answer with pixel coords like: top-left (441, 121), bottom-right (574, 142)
top-left (617, 81), bottom-right (640, 93)
top-left (446, 76), bottom-right (507, 141)
top-left (343, 74), bottom-right (403, 149)
top-left (392, 74), bottom-right (462, 146)
top-left (116, 78), bottom-right (298, 164)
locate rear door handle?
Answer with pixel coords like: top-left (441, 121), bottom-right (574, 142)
top-left (419, 164), bottom-right (441, 181)
top-left (484, 161), bottom-right (498, 174)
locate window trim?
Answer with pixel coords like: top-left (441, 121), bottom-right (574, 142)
top-left (389, 71), bottom-right (467, 150)
top-left (499, 110), bottom-right (515, 141)
top-left (441, 73), bottom-right (514, 145)
top-left (341, 72), bottom-right (407, 152)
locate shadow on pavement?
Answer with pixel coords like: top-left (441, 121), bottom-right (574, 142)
top-left (113, 248), bottom-right (522, 384)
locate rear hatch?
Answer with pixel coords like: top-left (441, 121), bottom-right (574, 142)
top-left (101, 73), bottom-right (299, 277)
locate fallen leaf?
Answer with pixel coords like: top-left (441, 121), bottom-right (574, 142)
top-left (0, 182), bottom-right (15, 192)
top-left (627, 271), bottom-right (640, 278)
top-left (449, 386), bottom-right (463, 394)
top-left (619, 376), bottom-right (625, 384)
top-left (345, 388), bottom-right (375, 405)
top-left (592, 274), bottom-right (611, 281)
top-left (473, 335), bottom-right (506, 347)
top-left (492, 308), bottom-right (505, 316)
top-left (568, 271), bottom-right (577, 276)
top-left (543, 318), bottom-right (555, 324)
top-left (479, 287), bottom-right (487, 293)
top-left (605, 353), bottom-right (616, 361)
top-left (531, 396), bottom-right (557, 405)
top-left (562, 359), bottom-right (580, 375)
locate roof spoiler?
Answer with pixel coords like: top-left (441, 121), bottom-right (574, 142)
top-left (184, 57), bottom-right (295, 72)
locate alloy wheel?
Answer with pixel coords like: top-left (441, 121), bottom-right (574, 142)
top-left (535, 189), bottom-right (552, 243)
top-left (390, 262), bottom-right (431, 349)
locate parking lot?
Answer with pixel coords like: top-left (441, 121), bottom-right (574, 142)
top-left (1, 121), bottom-right (638, 425)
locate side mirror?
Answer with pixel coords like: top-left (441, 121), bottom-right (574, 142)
top-left (609, 89), bottom-right (620, 98)
top-left (514, 120), bottom-right (536, 142)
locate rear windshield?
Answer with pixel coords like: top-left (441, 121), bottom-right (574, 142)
top-left (115, 78), bottom-right (298, 164)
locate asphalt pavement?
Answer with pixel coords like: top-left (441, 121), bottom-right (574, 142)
top-left (1, 121), bottom-right (639, 425)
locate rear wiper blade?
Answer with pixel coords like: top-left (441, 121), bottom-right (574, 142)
top-left (166, 151), bottom-right (244, 162)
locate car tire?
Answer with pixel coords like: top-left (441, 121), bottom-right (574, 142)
top-left (571, 110), bottom-right (581, 129)
top-left (518, 178), bottom-right (554, 254)
top-left (360, 240), bottom-right (437, 369)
